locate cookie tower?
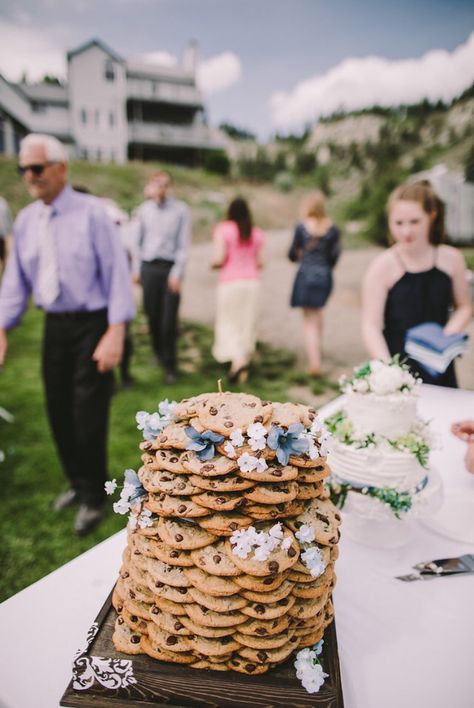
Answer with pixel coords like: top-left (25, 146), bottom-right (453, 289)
top-left (111, 392), bottom-right (341, 675)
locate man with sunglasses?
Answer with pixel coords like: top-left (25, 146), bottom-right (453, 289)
top-left (0, 134), bottom-right (135, 535)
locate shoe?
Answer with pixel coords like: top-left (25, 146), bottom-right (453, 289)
top-left (53, 488), bottom-right (78, 512)
top-left (164, 370), bottom-right (178, 385)
top-left (74, 505), bottom-right (105, 536)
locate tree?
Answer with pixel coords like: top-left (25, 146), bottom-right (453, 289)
top-left (219, 122), bottom-right (256, 141)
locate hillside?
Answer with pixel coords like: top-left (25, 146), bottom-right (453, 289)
top-left (1, 89), bottom-right (473, 248)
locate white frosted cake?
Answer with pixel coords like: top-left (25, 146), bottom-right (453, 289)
top-left (325, 359), bottom-right (433, 517)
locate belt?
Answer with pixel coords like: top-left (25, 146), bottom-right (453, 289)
top-left (46, 308), bottom-right (107, 320)
top-left (144, 258), bottom-right (174, 267)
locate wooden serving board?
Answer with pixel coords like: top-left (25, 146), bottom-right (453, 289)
top-left (61, 588), bottom-right (344, 707)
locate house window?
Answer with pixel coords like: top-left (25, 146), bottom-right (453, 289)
top-left (105, 59), bottom-right (115, 81)
top-left (109, 110), bottom-right (115, 128)
top-left (32, 101), bottom-right (47, 113)
top-left (80, 108), bottom-right (87, 124)
top-left (96, 148), bottom-right (102, 161)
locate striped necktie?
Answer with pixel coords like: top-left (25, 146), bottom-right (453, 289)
top-left (37, 204), bottom-right (60, 307)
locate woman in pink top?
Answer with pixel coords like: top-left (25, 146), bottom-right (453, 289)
top-left (211, 198), bottom-right (265, 383)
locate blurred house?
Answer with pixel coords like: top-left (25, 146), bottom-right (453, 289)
top-left (0, 38), bottom-right (224, 165)
top-left (411, 164), bottom-right (474, 245)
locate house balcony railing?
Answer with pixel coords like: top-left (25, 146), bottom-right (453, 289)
top-left (127, 121), bottom-right (224, 149)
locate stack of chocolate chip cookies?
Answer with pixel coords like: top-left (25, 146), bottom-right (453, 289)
top-left (112, 392), bottom-right (341, 674)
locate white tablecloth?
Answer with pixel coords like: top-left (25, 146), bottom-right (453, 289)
top-left (0, 384), bottom-right (473, 708)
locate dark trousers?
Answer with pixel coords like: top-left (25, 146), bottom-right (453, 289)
top-left (42, 310), bottom-right (114, 507)
top-left (141, 260), bottom-right (180, 373)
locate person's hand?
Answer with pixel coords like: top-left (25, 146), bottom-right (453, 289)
top-left (132, 274), bottom-right (141, 285)
top-left (92, 324), bottom-right (125, 373)
top-left (167, 275), bottom-right (181, 294)
top-left (465, 443), bottom-right (474, 475)
top-left (0, 328), bottom-right (8, 370)
top-left (451, 421), bottom-right (474, 475)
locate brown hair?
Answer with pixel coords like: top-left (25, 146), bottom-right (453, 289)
top-left (227, 197), bottom-right (253, 242)
top-left (302, 190), bottom-right (327, 220)
top-left (387, 180), bottom-right (445, 245)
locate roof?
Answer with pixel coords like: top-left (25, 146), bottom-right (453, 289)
top-left (17, 82), bottom-right (69, 105)
top-left (67, 38), bottom-right (124, 64)
top-left (126, 59), bottom-right (194, 84)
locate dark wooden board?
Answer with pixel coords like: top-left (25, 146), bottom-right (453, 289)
top-left (61, 588), bottom-right (344, 708)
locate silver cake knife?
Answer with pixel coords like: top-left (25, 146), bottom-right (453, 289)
top-left (396, 553), bottom-right (474, 582)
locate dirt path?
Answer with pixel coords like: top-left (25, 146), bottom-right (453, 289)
top-left (181, 230), bottom-right (474, 390)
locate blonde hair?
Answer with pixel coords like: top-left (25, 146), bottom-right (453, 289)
top-left (302, 190), bottom-right (327, 220)
top-left (387, 180), bottom-right (445, 245)
top-left (20, 133), bottom-right (68, 163)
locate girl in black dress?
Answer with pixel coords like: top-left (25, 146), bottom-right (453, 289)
top-left (288, 191), bottom-right (340, 376)
top-left (362, 180), bottom-right (471, 387)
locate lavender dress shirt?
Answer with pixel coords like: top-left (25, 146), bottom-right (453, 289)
top-left (0, 185), bottom-right (136, 329)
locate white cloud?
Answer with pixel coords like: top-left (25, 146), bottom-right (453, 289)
top-left (270, 32), bottom-right (474, 131)
top-left (133, 51), bottom-right (178, 67)
top-left (0, 19), bottom-right (66, 81)
top-left (197, 52), bottom-right (242, 95)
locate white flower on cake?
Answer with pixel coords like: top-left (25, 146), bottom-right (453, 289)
top-left (230, 522), bottom-right (290, 561)
top-left (294, 642), bottom-right (328, 694)
top-left (247, 422), bottom-right (267, 451)
top-left (237, 453), bottom-right (267, 473)
top-left (301, 546), bottom-right (326, 577)
top-left (223, 441), bottom-right (237, 458)
top-left (368, 362), bottom-right (407, 395)
top-left (352, 378), bottom-right (370, 393)
top-left (113, 498), bottom-right (130, 515)
top-left (105, 479), bottom-right (117, 495)
top-left (295, 524), bottom-right (316, 544)
top-left (230, 428), bottom-right (245, 447)
top-left (128, 507), bottom-right (153, 530)
top-left (158, 398), bottom-right (177, 420)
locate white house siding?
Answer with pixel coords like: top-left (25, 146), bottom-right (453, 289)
top-left (68, 45), bottom-right (128, 163)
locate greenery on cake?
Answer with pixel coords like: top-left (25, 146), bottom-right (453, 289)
top-left (327, 479), bottom-right (413, 519)
top-left (325, 410), bottom-right (430, 467)
top-left (339, 355), bottom-right (421, 395)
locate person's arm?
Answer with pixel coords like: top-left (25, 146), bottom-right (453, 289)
top-left (0, 219), bottom-right (32, 368)
top-left (168, 204), bottom-right (191, 293)
top-left (361, 256), bottom-right (391, 360)
top-left (327, 226), bottom-right (341, 267)
top-left (90, 205), bottom-right (136, 373)
top-left (443, 249), bottom-right (472, 335)
top-left (210, 223), bottom-right (227, 269)
top-left (288, 225), bottom-right (304, 262)
top-left (256, 230), bottom-right (265, 270)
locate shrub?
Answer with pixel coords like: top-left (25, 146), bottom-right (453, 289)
top-left (274, 171), bottom-right (294, 192)
top-left (203, 150), bottom-right (231, 176)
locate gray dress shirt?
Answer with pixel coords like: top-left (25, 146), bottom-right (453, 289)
top-left (136, 197), bottom-right (191, 280)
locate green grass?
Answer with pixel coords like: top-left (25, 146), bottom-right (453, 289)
top-left (0, 307), bottom-right (335, 601)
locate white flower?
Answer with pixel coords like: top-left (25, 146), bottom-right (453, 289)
top-left (255, 457), bottom-right (268, 473)
top-left (268, 522), bottom-right (283, 540)
top-left (294, 647), bottom-right (328, 694)
top-left (281, 536), bottom-right (292, 551)
top-left (237, 453), bottom-right (260, 472)
top-left (230, 526), bottom-right (259, 559)
top-left (295, 524), bottom-right (315, 544)
top-left (230, 428), bottom-right (245, 447)
top-left (353, 378), bottom-right (370, 393)
top-left (128, 512), bottom-right (138, 530)
top-left (301, 546), bottom-right (326, 577)
top-left (104, 479), bottom-right (117, 495)
top-left (135, 411), bottom-right (149, 430)
top-left (319, 432), bottom-right (331, 457)
top-left (138, 508), bottom-right (154, 528)
top-left (120, 482), bottom-right (135, 501)
top-left (247, 422), bottom-right (267, 451)
top-left (369, 363), bottom-right (405, 395)
top-left (223, 441), bottom-right (236, 458)
top-left (0, 450), bottom-right (5, 463)
top-left (113, 498), bottom-right (130, 515)
top-left (158, 398), bottom-right (177, 419)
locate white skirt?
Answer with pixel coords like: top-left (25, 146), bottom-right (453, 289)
top-left (212, 279), bottom-right (260, 364)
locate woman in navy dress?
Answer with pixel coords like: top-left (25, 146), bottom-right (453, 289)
top-left (288, 191), bottom-right (341, 376)
top-left (362, 180), bottom-right (471, 387)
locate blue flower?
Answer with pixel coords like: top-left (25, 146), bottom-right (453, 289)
top-left (124, 468), bottom-right (147, 504)
top-left (313, 639), bottom-right (324, 656)
top-left (267, 423), bottom-right (309, 465)
top-left (185, 427), bottom-right (225, 461)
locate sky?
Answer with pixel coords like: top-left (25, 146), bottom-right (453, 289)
top-left (0, 0), bottom-right (473, 139)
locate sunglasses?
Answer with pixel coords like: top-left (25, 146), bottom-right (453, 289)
top-left (17, 162), bottom-right (57, 176)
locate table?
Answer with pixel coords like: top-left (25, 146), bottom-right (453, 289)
top-left (0, 384), bottom-right (473, 708)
